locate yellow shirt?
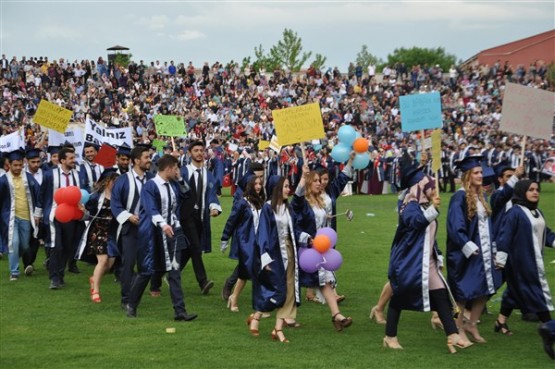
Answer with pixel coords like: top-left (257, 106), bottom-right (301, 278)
top-left (13, 175), bottom-right (30, 220)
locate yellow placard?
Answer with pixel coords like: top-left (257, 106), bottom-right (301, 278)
top-left (33, 100), bottom-right (73, 133)
top-left (272, 103), bottom-right (326, 146)
top-left (258, 140), bottom-right (270, 150)
top-left (431, 129), bottom-right (442, 173)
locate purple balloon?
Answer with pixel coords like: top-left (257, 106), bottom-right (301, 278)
top-left (297, 247), bottom-right (307, 259)
top-left (316, 227), bottom-right (338, 248)
top-left (321, 249), bottom-right (343, 271)
top-left (299, 248), bottom-right (323, 273)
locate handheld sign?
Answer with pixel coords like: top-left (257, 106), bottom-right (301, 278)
top-left (93, 143), bottom-right (117, 168)
top-left (154, 115), bottom-right (186, 137)
top-left (272, 103), bottom-right (325, 146)
top-left (152, 139), bottom-right (166, 153)
top-left (399, 92), bottom-right (442, 132)
top-left (269, 135), bottom-right (281, 153)
top-left (34, 100), bottom-right (73, 133)
top-left (258, 140), bottom-right (270, 150)
top-left (499, 82), bottom-right (553, 139)
top-left (0, 130), bottom-right (24, 152)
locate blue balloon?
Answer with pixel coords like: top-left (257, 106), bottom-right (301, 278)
top-left (80, 189), bottom-right (90, 205)
top-left (352, 152), bottom-right (370, 170)
top-left (331, 143), bottom-right (350, 163)
top-left (337, 125), bottom-right (357, 146)
top-left (355, 131), bottom-right (362, 139)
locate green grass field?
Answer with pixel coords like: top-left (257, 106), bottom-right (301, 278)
top-left (1, 184), bottom-right (554, 369)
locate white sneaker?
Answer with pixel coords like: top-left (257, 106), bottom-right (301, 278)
top-left (25, 265), bottom-right (34, 276)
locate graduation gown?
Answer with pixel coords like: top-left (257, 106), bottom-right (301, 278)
top-left (490, 174), bottom-right (518, 247)
top-left (496, 205), bottom-right (555, 314)
top-left (180, 165), bottom-right (222, 253)
top-left (0, 172), bottom-right (41, 253)
top-left (446, 189), bottom-right (496, 301)
top-left (221, 198), bottom-right (260, 280)
top-left (252, 203), bottom-right (300, 312)
top-left (388, 202), bottom-right (444, 311)
top-left (79, 161), bottom-right (104, 193)
top-left (324, 166), bottom-right (352, 231)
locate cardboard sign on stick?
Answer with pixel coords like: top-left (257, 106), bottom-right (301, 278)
top-left (154, 115), bottom-right (186, 137)
top-left (34, 100), bottom-right (73, 133)
top-left (431, 129), bottom-right (442, 173)
top-left (272, 103), bottom-right (325, 146)
top-left (399, 92), bottom-right (442, 132)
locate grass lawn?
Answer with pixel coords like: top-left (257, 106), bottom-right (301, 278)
top-left (1, 183), bottom-right (554, 369)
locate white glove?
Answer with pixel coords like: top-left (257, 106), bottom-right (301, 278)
top-left (220, 240), bottom-right (229, 253)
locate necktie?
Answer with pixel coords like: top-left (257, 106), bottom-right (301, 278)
top-left (91, 164), bottom-right (97, 182)
top-left (196, 169), bottom-right (203, 209)
top-left (164, 182), bottom-right (172, 224)
top-left (63, 172), bottom-right (70, 187)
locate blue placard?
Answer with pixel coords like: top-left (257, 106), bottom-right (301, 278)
top-left (399, 92), bottom-right (442, 132)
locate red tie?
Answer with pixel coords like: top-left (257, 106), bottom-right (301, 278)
top-left (64, 173), bottom-right (70, 187)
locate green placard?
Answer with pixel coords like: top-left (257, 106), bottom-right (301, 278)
top-left (153, 115), bottom-right (186, 137)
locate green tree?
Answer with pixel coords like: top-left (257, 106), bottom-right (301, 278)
top-left (355, 45), bottom-right (381, 70)
top-left (384, 47), bottom-right (457, 71)
top-left (113, 53), bottom-right (132, 68)
top-left (547, 62), bottom-right (555, 87)
top-left (310, 53), bottom-right (327, 71)
top-left (268, 28), bottom-right (312, 72)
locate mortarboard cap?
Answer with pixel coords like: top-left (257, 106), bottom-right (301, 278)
top-left (47, 145), bottom-right (62, 155)
top-left (6, 149), bottom-right (25, 161)
top-left (26, 148), bottom-right (42, 159)
top-left (455, 155), bottom-right (483, 173)
top-left (98, 167), bottom-right (119, 182)
top-left (482, 163), bottom-right (496, 186)
top-left (493, 161), bottom-right (514, 178)
top-left (117, 143), bottom-right (132, 156)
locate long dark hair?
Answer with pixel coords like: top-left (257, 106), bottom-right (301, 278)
top-left (244, 176), bottom-right (264, 210)
top-left (270, 177), bottom-right (287, 213)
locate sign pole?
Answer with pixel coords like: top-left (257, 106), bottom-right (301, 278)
top-left (519, 135), bottom-right (527, 167)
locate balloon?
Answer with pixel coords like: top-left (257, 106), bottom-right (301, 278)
top-left (54, 187), bottom-right (67, 205)
top-left (316, 227), bottom-right (338, 248)
top-left (64, 186), bottom-right (82, 206)
top-left (353, 138), bottom-right (369, 154)
top-left (355, 131), bottom-right (362, 139)
top-left (73, 207), bottom-right (84, 221)
top-left (55, 204), bottom-right (75, 223)
top-left (299, 248), bottom-right (322, 273)
top-left (313, 234), bottom-right (331, 254)
top-left (352, 152), bottom-right (370, 170)
top-left (321, 249), bottom-right (343, 271)
top-left (337, 125), bottom-right (357, 146)
top-left (331, 143), bottom-right (350, 163)
top-left (297, 247), bottom-right (307, 259)
top-left (80, 189), bottom-right (90, 205)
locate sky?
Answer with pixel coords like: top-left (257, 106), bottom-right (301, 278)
top-left (1, 1), bottom-right (553, 70)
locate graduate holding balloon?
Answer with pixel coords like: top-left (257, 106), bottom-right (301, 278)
top-left (292, 164), bottom-right (352, 332)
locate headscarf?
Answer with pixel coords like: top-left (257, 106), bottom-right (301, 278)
top-left (512, 179), bottom-right (538, 210)
top-left (400, 175), bottom-right (435, 214)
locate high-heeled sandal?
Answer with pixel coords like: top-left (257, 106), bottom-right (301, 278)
top-left (284, 319), bottom-right (301, 328)
top-left (246, 313), bottom-right (260, 337)
top-left (447, 334), bottom-right (473, 354)
top-left (332, 312), bottom-right (353, 332)
top-left (494, 320), bottom-right (513, 336)
top-left (227, 295), bottom-right (239, 312)
top-left (271, 329), bottom-right (289, 343)
top-left (383, 336), bottom-right (403, 350)
top-left (91, 290), bottom-right (101, 303)
top-left (369, 306), bottom-right (386, 325)
top-left (431, 313), bottom-right (444, 330)
top-left (464, 321), bottom-right (487, 343)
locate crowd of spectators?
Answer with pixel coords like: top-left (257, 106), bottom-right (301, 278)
top-left (1, 53), bottom-right (554, 188)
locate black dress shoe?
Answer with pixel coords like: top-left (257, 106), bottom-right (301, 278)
top-left (126, 304), bottom-right (137, 318)
top-left (222, 279), bottom-right (233, 301)
top-left (68, 265), bottom-right (81, 274)
top-left (539, 322), bottom-right (555, 360)
top-left (174, 312), bottom-right (198, 321)
top-left (201, 280), bottom-right (214, 295)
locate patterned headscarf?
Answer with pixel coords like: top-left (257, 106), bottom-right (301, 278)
top-left (400, 175), bottom-right (436, 214)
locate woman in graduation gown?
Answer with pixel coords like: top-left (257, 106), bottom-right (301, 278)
top-left (221, 174), bottom-right (265, 312)
top-left (292, 165), bottom-right (353, 332)
top-left (248, 175), bottom-right (300, 343)
top-left (494, 180), bottom-right (555, 334)
top-left (446, 156), bottom-right (496, 344)
top-left (384, 174), bottom-right (471, 352)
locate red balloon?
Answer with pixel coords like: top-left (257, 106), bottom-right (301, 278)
top-left (73, 207), bottom-right (84, 221)
top-left (313, 234), bottom-right (332, 254)
top-left (54, 187), bottom-right (67, 205)
top-left (64, 186), bottom-right (82, 206)
top-left (55, 204), bottom-right (75, 223)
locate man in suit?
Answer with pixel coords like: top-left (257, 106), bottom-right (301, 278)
top-left (180, 140), bottom-right (222, 295)
top-left (79, 142), bottom-right (104, 193)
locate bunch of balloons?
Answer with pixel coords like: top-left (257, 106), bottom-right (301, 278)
top-left (54, 186), bottom-right (89, 223)
top-left (330, 125), bottom-right (370, 170)
top-left (299, 227), bottom-right (343, 273)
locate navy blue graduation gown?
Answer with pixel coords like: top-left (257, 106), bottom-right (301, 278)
top-left (221, 198), bottom-right (258, 280)
top-left (325, 169), bottom-right (351, 231)
top-left (496, 205), bottom-right (555, 314)
top-left (446, 190), bottom-right (496, 301)
top-left (252, 203), bottom-right (300, 312)
top-left (388, 201), bottom-right (444, 311)
top-left (490, 175), bottom-right (518, 245)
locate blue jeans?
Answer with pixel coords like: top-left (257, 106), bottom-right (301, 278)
top-left (8, 217), bottom-right (32, 276)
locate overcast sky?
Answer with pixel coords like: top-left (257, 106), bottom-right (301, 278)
top-left (1, 1), bottom-right (553, 69)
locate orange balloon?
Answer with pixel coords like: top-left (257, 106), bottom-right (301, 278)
top-left (313, 234), bottom-right (331, 254)
top-left (353, 138), bottom-right (369, 153)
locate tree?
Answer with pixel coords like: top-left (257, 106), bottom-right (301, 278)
top-left (113, 53), bottom-right (132, 68)
top-left (384, 47), bottom-right (457, 71)
top-left (268, 28), bottom-right (312, 72)
top-left (311, 53), bottom-right (327, 71)
top-left (355, 45), bottom-right (381, 70)
top-left (547, 62), bottom-right (555, 87)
